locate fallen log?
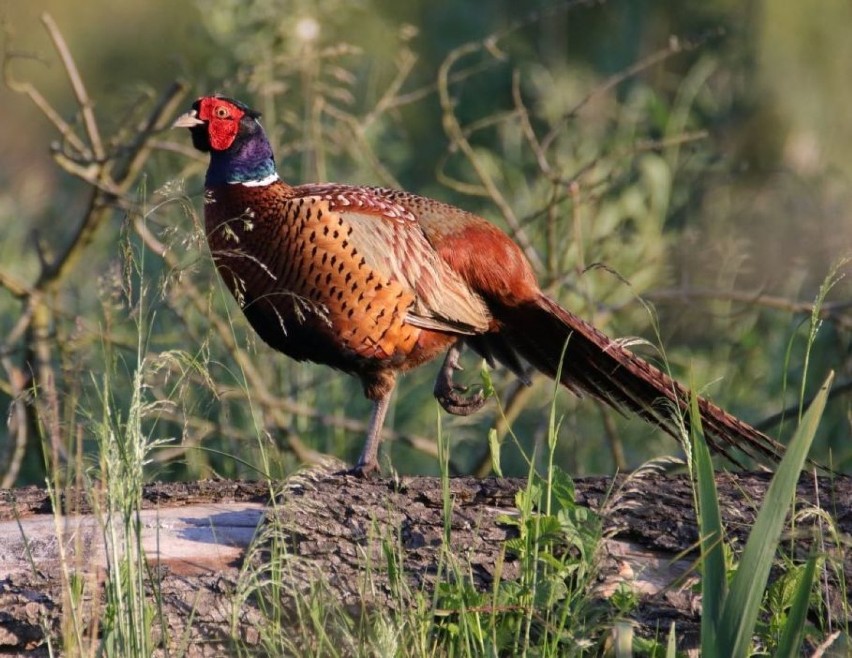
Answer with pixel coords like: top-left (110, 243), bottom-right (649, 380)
top-left (0, 468), bottom-right (848, 656)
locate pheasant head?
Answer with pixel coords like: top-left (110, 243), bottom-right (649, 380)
top-left (174, 96), bottom-right (278, 186)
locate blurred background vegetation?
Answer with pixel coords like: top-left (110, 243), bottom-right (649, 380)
top-left (1, 0), bottom-right (849, 485)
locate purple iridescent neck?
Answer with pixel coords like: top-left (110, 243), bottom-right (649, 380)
top-left (206, 131), bottom-right (278, 186)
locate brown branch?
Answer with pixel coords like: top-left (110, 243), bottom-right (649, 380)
top-left (1, 15), bottom-right (188, 485)
top-left (755, 378), bottom-right (852, 433)
top-left (637, 287), bottom-right (852, 331)
top-left (362, 48), bottom-right (418, 129)
top-left (0, 270), bottom-right (30, 299)
top-left (511, 68), bottom-right (551, 176)
top-left (372, 4), bottom-right (598, 116)
top-left (0, 355), bottom-right (28, 488)
top-left (381, 58), bottom-right (502, 112)
top-left (112, 81), bottom-right (189, 184)
top-left (437, 41), bottom-right (544, 272)
top-left (320, 103), bottom-right (402, 188)
top-left (36, 83), bottom-right (187, 291)
top-left (540, 31), bottom-right (722, 152)
top-left (41, 12), bottom-right (104, 161)
top-left (2, 45), bottom-right (89, 157)
top-left (551, 129), bottom-right (709, 190)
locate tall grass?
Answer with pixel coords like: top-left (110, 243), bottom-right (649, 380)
top-left (31, 194), bottom-right (199, 657)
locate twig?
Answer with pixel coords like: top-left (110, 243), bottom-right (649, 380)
top-left (810, 631), bottom-right (841, 658)
top-left (375, 2), bottom-right (600, 116)
top-left (2, 42), bottom-right (89, 157)
top-left (0, 355), bottom-right (28, 488)
top-left (41, 12), bottom-right (104, 161)
top-left (755, 378), bottom-right (852, 433)
top-left (635, 287), bottom-right (852, 331)
top-left (0, 270), bottom-right (30, 299)
top-left (36, 84), bottom-right (187, 290)
top-left (381, 58), bottom-right (502, 112)
top-left (437, 41), bottom-right (544, 272)
top-left (320, 103), bottom-right (402, 188)
top-left (553, 129), bottom-right (709, 189)
top-left (511, 69), bottom-right (551, 176)
top-left (540, 31), bottom-right (722, 152)
top-left (112, 81), bottom-right (188, 184)
top-left (362, 48), bottom-right (417, 129)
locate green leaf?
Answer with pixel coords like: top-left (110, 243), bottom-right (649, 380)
top-left (666, 621), bottom-right (677, 658)
top-left (488, 428), bottom-right (503, 477)
top-left (495, 514), bottom-right (521, 528)
top-left (549, 466), bottom-right (576, 514)
top-left (774, 554), bottom-right (818, 658)
top-left (479, 363), bottom-right (496, 398)
top-left (515, 484), bottom-right (541, 516)
top-left (717, 371), bottom-right (833, 657)
top-left (692, 390), bottom-right (727, 658)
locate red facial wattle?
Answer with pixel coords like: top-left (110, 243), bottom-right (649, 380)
top-left (197, 98), bottom-right (245, 151)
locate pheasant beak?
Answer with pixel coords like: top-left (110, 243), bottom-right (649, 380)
top-left (172, 109), bottom-right (205, 129)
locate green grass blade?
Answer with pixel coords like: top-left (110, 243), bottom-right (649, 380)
top-left (718, 371), bottom-right (833, 657)
top-left (692, 391), bottom-right (726, 658)
top-left (774, 554), bottom-right (818, 658)
top-left (665, 622), bottom-right (677, 658)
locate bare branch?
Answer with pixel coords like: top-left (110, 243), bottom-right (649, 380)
top-left (362, 48), bottom-right (418, 129)
top-left (0, 355), bottom-right (28, 487)
top-left (2, 50), bottom-right (89, 157)
top-left (0, 270), bottom-right (30, 299)
top-left (35, 84), bottom-right (187, 291)
top-left (320, 103), bottom-right (402, 188)
top-left (541, 30), bottom-right (722, 152)
top-left (637, 287), bottom-right (852, 331)
top-left (41, 12), bottom-right (104, 161)
top-left (511, 68), bottom-right (551, 175)
top-left (382, 58), bottom-right (501, 111)
top-left (755, 378), bottom-right (852, 433)
top-left (437, 41), bottom-right (544, 272)
top-left (113, 81), bottom-right (189, 184)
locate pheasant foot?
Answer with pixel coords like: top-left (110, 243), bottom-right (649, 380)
top-left (434, 342), bottom-right (486, 416)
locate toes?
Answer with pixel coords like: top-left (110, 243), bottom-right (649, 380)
top-left (340, 462), bottom-right (380, 479)
top-left (436, 387), bottom-right (486, 416)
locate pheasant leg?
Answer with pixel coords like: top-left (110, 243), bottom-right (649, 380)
top-left (434, 342), bottom-right (486, 416)
top-left (350, 393), bottom-right (392, 477)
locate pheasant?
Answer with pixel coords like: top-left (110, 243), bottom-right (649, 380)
top-left (174, 95), bottom-right (784, 476)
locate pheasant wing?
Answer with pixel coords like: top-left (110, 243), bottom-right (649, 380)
top-left (297, 184), bottom-right (492, 335)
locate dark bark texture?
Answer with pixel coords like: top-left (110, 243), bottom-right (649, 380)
top-left (0, 470), bottom-right (849, 656)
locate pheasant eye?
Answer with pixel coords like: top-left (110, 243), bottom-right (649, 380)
top-left (214, 106), bottom-right (230, 119)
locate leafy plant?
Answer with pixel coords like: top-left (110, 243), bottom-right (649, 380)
top-left (695, 373), bottom-right (832, 658)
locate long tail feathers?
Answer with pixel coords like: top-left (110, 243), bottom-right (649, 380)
top-left (497, 294), bottom-right (785, 466)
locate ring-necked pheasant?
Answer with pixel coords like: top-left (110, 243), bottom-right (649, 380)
top-left (174, 95), bottom-right (784, 476)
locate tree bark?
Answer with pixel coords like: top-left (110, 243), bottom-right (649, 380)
top-left (0, 469), bottom-right (848, 656)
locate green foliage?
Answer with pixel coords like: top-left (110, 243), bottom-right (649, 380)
top-left (0, 3), bottom-right (849, 652)
top-left (1, 0), bottom-right (849, 483)
top-left (696, 373), bottom-right (831, 658)
top-left (768, 555), bottom-right (820, 657)
top-left (236, 457), bottom-right (608, 657)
